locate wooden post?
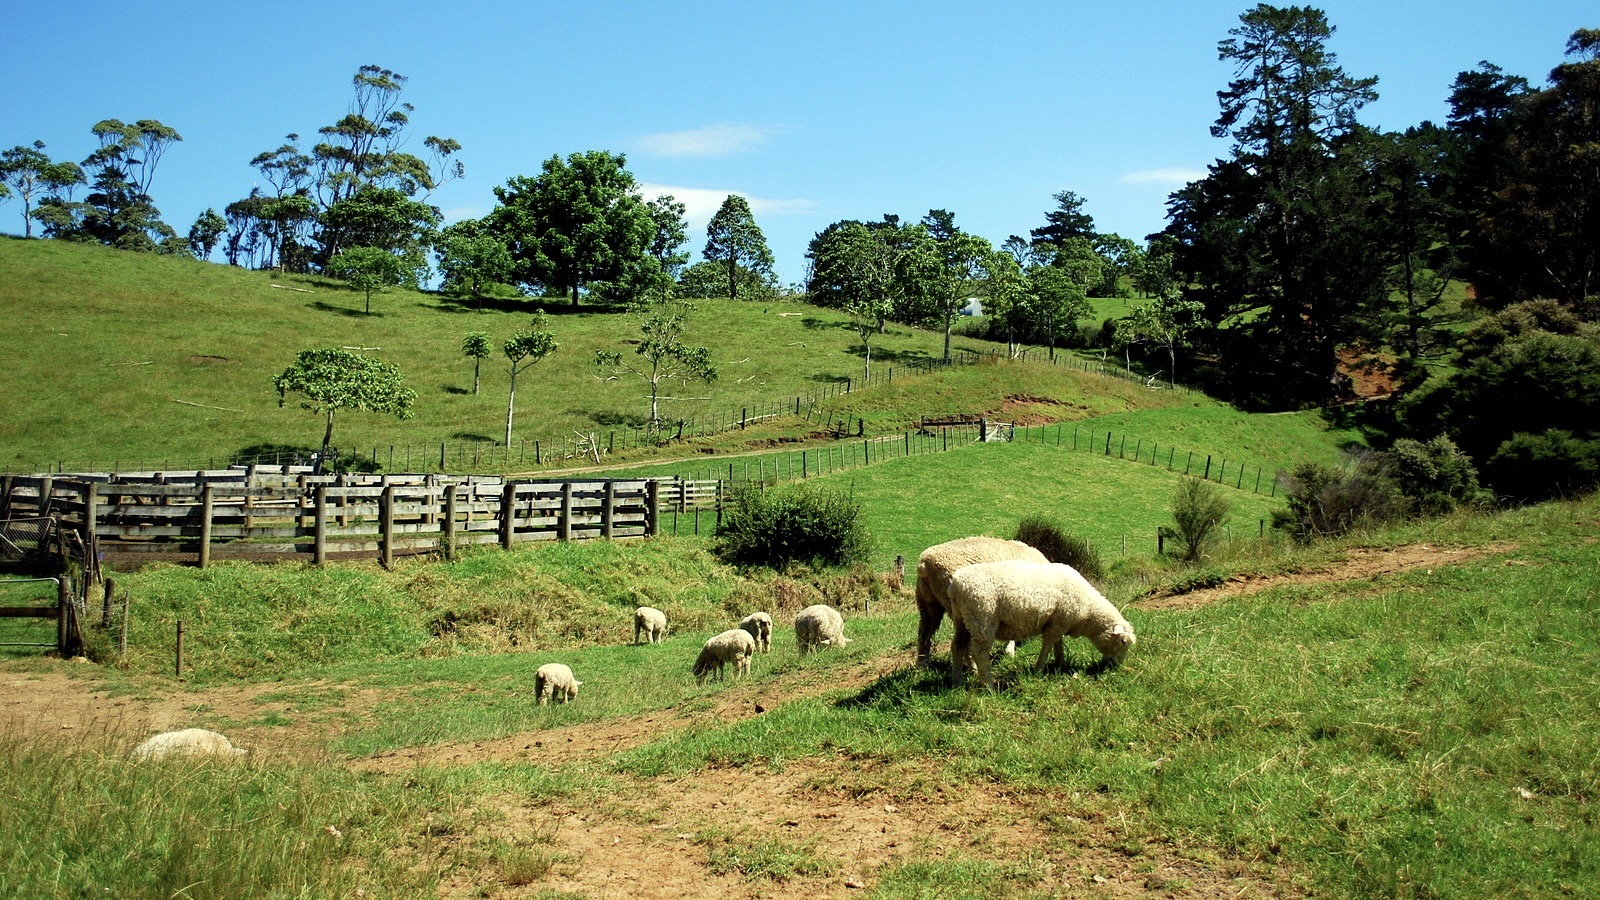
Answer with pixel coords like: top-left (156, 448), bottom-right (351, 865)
top-left (443, 484), bottom-right (458, 561)
top-left (379, 485), bottom-right (395, 568)
top-left (500, 482), bottom-right (517, 550)
top-left (645, 479), bottom-right (659, 537)
top-left (313, 485), bottom-right (328, 566)
top-left (801, 450), bottom-right (808, 478)
top-left (602, 481), bottom-right (616, 538)
top-left (198, 485), bottom-right (213, 569)
top-left (118, 590), bottom-right (129, 655)
top-left (560, 482), bottom-right (574, 541)
top-left (57, 575), bottom-right (69, 654)
top-left (1204, 455), bottom-right (1213, 480)
top-left (101, 578), bottom-right (115, 629)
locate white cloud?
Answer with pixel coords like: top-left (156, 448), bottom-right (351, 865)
top-left (638, 183), bottom-right (815, 228)
top-left (634, 123), bottom-right (782, 157)
top-left (1121, 168), bottom-right (1206, 186)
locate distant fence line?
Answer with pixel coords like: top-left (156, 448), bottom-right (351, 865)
top-left (15, 346), bottom-right (1183, 477)
top-left (1011, 421), bottom-right (1283, 497)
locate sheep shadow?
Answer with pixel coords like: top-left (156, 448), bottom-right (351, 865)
top-left (836, 648), bottom-right (1121, 707)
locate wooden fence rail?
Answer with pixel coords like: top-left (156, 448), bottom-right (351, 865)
top-left (0, 472), bottom-right (721, 570)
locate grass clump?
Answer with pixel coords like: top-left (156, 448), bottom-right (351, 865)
top-left (1013, 514), bottom-right (1106, 582)
top-left (714, 481), bottom-right (872, 568)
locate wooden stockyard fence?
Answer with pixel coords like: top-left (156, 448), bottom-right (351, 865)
top-left (0, 468), bottom-right (723, 571)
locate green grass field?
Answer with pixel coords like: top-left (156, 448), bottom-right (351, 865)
top-left (4, 237), bottom-right (1588, 898)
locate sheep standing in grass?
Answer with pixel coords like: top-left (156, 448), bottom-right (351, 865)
top-left (739, 611), bottom-right (773, 653)
top-left (131, 728), bottom-right (248, 762)
top-left (534, 663), bottom-right (583, 704)
top-left (915, 536), bottom-right (1048, 667)
top-left (946, 560), bottom-right (1136, 691)
top-left (694, 628), bottom-right (758, 684)
top-left (794, 604), bottom-right (850, 655)
top-left (634, 606), bottom-right (668, 644)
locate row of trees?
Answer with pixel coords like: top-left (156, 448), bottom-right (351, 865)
top-left (1, 67), bottom-right (783, 310)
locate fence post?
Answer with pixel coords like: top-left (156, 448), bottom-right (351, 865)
top-left (443, 483), bottom-right (458, 561)
top-left (801, 450), bottom-right (808, 478)
top-left (645, 480), bottom-right (659, 537)
top-left (379, 485), bottom-right (395, 568)
top-left (313, 485), bottom-right (328, 566)
top-left (1205, 455), bottom-right (1213, 480)
top-left (560, 482), bottom-right (574, 540)
top-left (500, 483), bottom-right (517, 550)
top-left (199, 485), bottom-right (213, 569)
top-left (440, 442), bottom-right (447, 472)
top-left (602, 481), bottom-right (616, 539)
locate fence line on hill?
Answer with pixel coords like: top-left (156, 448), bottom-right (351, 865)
top-left (15, 346), bottom-right (1185, 477)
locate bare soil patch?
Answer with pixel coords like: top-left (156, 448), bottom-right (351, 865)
top-left (1134, 542), bottom-right (1517, 611)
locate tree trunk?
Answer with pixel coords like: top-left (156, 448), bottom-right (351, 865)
top-left (473, 360), bottom-right (481, 395)
top-left (322, 409), bottom-right (336, 459)
top-left (727, 257), bottom-right (738, 300)
top-left (505, 372), bottom-right (518, 448)
top-left (942, 314), bottom-right (953, 362)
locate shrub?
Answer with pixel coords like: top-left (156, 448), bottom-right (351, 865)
top-left (1273, 452), bottom-right (1410, 542)
top-left (713, 481), bottom-right (872, 568)
top-left (1169, 477), bottom-right (1231, 563)
top-left (1484, 429), bottom-right (1600, 504)
top-left (1388, 435), bottom-right (1488, 515)
top-left (1014, 515), bottom-right (1106, 582)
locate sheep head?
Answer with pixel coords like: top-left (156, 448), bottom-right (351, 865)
top-left (1090, 622), bottom-right (1136, 660)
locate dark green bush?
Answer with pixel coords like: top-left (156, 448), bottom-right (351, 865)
top-left (1014, 515), bottom-right (1106, 582)
top-left (1484, 429), bottom-right (1600, 504)
top-left (713, 481), bottom-right (872, 568)
top-left (1388, 435), bottom-right (1488, 514)
top-left (1169, 477), bottom-right (1231, 562)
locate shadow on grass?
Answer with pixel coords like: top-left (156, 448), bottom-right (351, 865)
top-left (308, 300), bottom-right (373, 319)
top-left (433, 295), bottom-right (554, 315)
top-left (574, 409), bottom-right (652, 428)
top-left (449, 431), bottom-right (498, 442)
top-left (808, 373), bottom-right (851, 384)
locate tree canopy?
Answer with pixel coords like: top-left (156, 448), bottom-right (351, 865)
top-left (272, 349), bottom-right (415, 466)
top-left (703, 195), bottom-right (775, 300)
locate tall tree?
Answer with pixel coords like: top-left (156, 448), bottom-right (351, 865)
top-left (188, 208), bottom-right (225, 260)
top-left (1123, 294), bottom-right (1206, 387)
top-left (503, 313), bottom-right (559, 447)
top-left (593, 296), bottom-right (718, 429)
top-left (1023, 262), bottom-right (1092, 360)
top-left (1029, 190), bottom-right (1097, 252)
top-left (273, 348), bottom-right (416, 467)
top-left (42, 119), bottom-right (182, 252)
top-left (1, 142), bottom-right (68, 238)
top-left (1167, 3), bottom-right (1386, 407)
top-left (436, 218), bottom-right (512, 301)
top-left (920, 210), bottom-right (993, 362)
top-left (486, 151), bottom-right (655, 307)
top-left (702, 195), bottom-right (775, 300)
top-left (320, 185), bottom-right (440, 277)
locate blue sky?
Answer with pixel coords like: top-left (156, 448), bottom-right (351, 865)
top-left (2, 1), bottom-right (1591, 286)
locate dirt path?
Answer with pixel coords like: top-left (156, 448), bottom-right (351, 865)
top-left (6, 540), bottom-right (1506, 897)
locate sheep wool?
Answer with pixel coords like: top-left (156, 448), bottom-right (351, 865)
top-left (914, 536), bottom-right (1047, 666)
top-left (535, 663), bottom-right (583, 704)
top-left (634, 606), bottom-right (668, 644)
top-left (946, 560), bottom-right (1136, 691)
top-left (694, 629), bottom-right (758, 684)
top-left (131, 728), bottom-right (248, 762)
top-left (739, 611), bottom-right (773, 653)
top-left (794, 604), bottom-right (850, 655)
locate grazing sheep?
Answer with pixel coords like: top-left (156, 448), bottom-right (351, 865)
top-left (794, 604), bottom-right (851, 655)
top-left (535, 663), bottom-right (583, 704)
top-left (915, 536), bottom-right (1048, 666)
top-left (694, 628), bottom-right (758, 684)
top-left (739, 611), bottom-right (773, 653)
top-left (946, 560), bottom-right (1136, 691)
top-left (634, 606), bottom-right (668, 644)
top-left (131, 728), bottom-right (247, 762)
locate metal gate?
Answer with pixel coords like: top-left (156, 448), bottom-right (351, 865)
top-left (0, 576), bottom-right (66, 649)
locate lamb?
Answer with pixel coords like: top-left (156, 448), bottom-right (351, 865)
top-left (915, 536), bottom-right (1048, 666)
top-left (946, 560), bottom-right (1136, 691)
top-left (693, 628), bottom-right (758, 684)
top-left (634, 606), bottom-right (668, 644)
top-left (131, 728), bottom-right (248, 762)
top-left (739, 611), bottom-right (773, 653)
top-left (534, 663), bottom-right (583, 704)
top-left (794, 604), bottom-right (851, 655)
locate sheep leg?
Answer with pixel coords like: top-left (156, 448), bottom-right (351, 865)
top-left (1035, 625), bottom-right (1068, 674)
top-left (950, 621), bottom-right (973, 687)
top-left (914, 585), bottom-right (944, 667)
top-left (972, 635), bottom-right (996, 691)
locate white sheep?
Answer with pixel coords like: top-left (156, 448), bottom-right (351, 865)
top-left (634, 606), bottom-right (668, 644)
top-left (946, 560), bottom-right (1136, 691)
top-left (794, 604), bottom-right (851, 655)
top-left (534, 663), bottom-right (583, 704)
top-left (915, 536), bottom-right (1047, 666)
top-left (739, 611), bottom-right (773, 653)
top-left (131, 728), bottom-right (248, 762)
top-left (694, 628), bottom-right (758, 684)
